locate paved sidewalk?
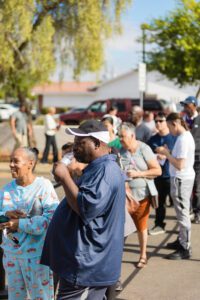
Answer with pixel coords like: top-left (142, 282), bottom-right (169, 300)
top-left (118, 213), bottom-right (200, 300)
top-left (0, 163), bottom-right (200, 300)
top-left (0, 122), bottom-right (73, 158)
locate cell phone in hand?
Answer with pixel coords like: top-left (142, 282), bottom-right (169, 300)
top-left (0, 215), bottom-right (9, 223)
top-left (0, 215), bottom-right (19, 244)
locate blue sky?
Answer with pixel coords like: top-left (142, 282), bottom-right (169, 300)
top-left (52, 0), bottom-right (177, 81)
top-left (104, 0), bottom-right (176, 77)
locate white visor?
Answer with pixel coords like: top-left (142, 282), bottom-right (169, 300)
top-left (66, 128), bottom-right (110, 144)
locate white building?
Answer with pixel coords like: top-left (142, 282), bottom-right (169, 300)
top-left (33, 69), bottom-right (198, 109)
top-left (91, 69), bottom-right (198, 104)
top-left (32, 81), bottom-right (96, 110)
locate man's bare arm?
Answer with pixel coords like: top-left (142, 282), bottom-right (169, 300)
top-left (53, 163), bottom-right (80, 214)
top-left (10, 117), bottom-right (16, 137)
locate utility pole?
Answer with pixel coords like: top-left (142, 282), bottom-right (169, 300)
top-left (139, 24), bottom-right (147, 109)
top-left (142, 25), bottom-right (146, 63)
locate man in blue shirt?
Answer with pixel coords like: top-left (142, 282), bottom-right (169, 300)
top-left (148, 112), bottom-right (176, 235)
top-left (41, 120), bottom-right (126, 300)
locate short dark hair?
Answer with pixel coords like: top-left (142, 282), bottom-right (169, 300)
top-left (155, 112), bottom-right (166, 119)
top-left (61, 142), bottom-right (73, 152)
top-left (109, 105), bottom-right (118, 112)
top-left (166, 113), bottom-right (188, 130)
top-left (19, 102), bottom-right (26, 108)
top-left (102, 116), bottom-right (114, 125)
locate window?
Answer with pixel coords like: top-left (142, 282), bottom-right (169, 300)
top-left (130, 99), bottom-right (163, 111)
top-left (143, 100), bottom-right (162, 111)
top-left (100, 102), bottom-right (107, 113)
top-left (89, 102), bottom-right (102, 112)
top-left (116, 102), bottom-right (126, 112)
top-left (89, 101), bottom-right (107, 113)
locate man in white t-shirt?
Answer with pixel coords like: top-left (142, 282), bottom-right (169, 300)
top-left (169, 130), bottom-right (195, 179)
top-left (41, 107), bottom-right (60, 163)
top-left (156, 113), bottom-right (195, 260)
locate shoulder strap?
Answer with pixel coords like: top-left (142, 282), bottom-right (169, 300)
top-left (138, 143), bottom-right (147, 164)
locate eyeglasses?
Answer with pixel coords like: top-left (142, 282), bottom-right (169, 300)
top-left (155, 120), bottom-right (165, 123)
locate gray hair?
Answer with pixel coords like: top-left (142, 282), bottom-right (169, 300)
top-left (22, 147), bottom-right (39, 170)
top-left (118, 122), bottom-right (136, 135)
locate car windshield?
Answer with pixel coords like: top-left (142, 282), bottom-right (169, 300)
top-left (88, 102), bottom-right (106, 112)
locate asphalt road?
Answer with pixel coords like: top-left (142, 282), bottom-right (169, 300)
top-left (0, 122), bottom-right (74, 156)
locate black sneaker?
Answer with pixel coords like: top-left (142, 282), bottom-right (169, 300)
top-left (166, 239), bottom-right (180, 250)
top-left (166, 246), bottom-right (192, 260)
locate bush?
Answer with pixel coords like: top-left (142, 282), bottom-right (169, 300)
top-left (41, 107), bottom-right (49, 115)
top-left (34, 116), bottom-right (44, 125)
top-left (56, 107), bottom-right (68, 113)
top-left (40, 107), bottom-right (69, 114)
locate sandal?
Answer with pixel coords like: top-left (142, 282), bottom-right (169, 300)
top-left (137, 257), bottom-right (147, 268)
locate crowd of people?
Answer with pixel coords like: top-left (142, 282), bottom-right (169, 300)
top-left (0, 95), bottom-right (199, 299)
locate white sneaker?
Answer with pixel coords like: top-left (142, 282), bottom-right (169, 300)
top-left (149, 226), bottom-right (165, 236)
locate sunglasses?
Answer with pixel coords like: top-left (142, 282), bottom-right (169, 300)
top-left (155, 119), bottom-right (165, 123)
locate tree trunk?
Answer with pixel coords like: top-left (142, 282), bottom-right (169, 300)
top-left (17, 91), bottom-right (26, 103)
top-left (195, 85), bottom-right (200, 99)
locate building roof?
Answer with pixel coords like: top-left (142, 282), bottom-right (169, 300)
top-left (89, 69), bottom-right (137, 91)
top-left (32, 81), bottom-right (96, 95)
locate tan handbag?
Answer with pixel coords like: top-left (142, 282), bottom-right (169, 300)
top-left (126, 185), bottom-right (140, 214)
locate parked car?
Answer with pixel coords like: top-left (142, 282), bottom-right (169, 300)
top-left (59, 98), bottom-right (169, 125)
top-left (0, 104), bottom-right (18, 121)
top-left (66, 107), bottom-right (85, 114)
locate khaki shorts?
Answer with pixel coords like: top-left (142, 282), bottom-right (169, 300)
top-left (14, 133), bottom-right (28, 149)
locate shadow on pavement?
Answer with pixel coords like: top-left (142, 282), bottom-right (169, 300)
top-left (118, 223), bottom-right (178, 295)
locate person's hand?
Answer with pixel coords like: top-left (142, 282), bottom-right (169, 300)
top-left (157, 154), bottom-right (167, 160)
top-left (155, 145), bottom-right (170, 156)
top-left (56, 123), bottom-right (61, 130)
top-left (67, 158), bottom-right (86, 178)
top-left (126, 169), bottom-right (141, 178)
top-left (52, 162), bottom-right (70, 182)
top-left (5, 210), bottom-right (26, 219)
top-left (0, 219), bottom-right (19, 231)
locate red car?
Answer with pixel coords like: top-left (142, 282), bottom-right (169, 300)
top-left (60, 98), bottom-right (167, 125)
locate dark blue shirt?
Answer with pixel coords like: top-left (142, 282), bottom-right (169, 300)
top-left (41, 154), bottom-right (125, 286)
top-left (148, 133), bottom-right (177, 178)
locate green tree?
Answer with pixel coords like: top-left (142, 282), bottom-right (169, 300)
top-left (142, 0), bottom-right (200, 94)
top-left (0, 0), bottom-right (131, 100)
